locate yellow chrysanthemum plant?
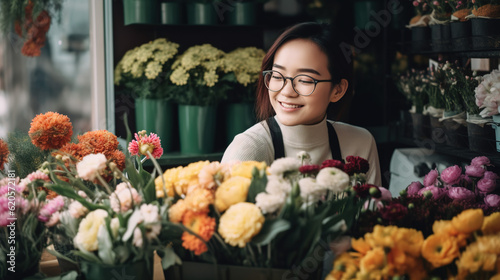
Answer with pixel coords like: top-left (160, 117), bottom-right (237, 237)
top-left (114, 38), bottom-right (180, 99)
top-left (170, 44), bottom-right (230, 106)
top-left (156, 152), bottom-right (380, 275)
top-left (223, 47), bottom-right (266, 103)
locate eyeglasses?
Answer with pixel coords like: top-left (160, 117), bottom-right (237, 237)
top-left (262, 70), bottom-right (335, 96)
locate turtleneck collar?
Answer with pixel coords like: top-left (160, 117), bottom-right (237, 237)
top-left (275, 116), bottom-right (330, 148)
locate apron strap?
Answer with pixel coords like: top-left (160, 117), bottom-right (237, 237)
top-left (327, 121), bottom-right (342, 161)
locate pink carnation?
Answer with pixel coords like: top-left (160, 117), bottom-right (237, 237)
top-left (447, 187), bottom-right (475, 202)
top-left (128, 132), bottom-right (163, 159)
top-left (424, 169), bottom-right (439, 187)
top-left (0, 212), bottom-right (9, 227)
top-left (440, 165), bottom-right (462, 185)
top-left (465, 165), bottom-right (486, 178)
top-left (38, 196), bottom-right (65, 222)
top-left (477, 178), bottom-right (497, 194)
top-left (407, 181), bottom-right (423, 196)
top-left (485, 194), bottom-right (500, 207)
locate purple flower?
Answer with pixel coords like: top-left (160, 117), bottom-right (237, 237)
top-left (477, 178), bottom-right (497, 194)
top-left (447, 187), bottom-right (476, 202)
top-left (484, 194), bottom-right (500, 207)
top-left (418, 185), bottom-right (447, 200)
top-left (471, 156), bottom-right (491, 167)
top-left (407, 181), bottom-right (423, 196)
top-left (424, 169), bottom-right (439, 187)
top-left (483, 171), bottom-right (500, 180)
top-left (440, 165), bottom-right (462, 185)
top-left (465, 165), bottom-right (486, 178)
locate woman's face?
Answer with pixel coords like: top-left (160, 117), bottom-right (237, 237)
top-left (269, 38), bottom-right (338, 126)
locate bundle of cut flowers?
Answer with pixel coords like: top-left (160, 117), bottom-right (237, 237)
top-left (353, 156), bottom-right (500, 238)
top-left (326, 208), bottom-right (500, 280)
top-left (156, 152), bottom-right (385, 272)
top-left (475, 69), bottom-right (500, 118)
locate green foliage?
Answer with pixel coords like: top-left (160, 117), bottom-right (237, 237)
top-left (0, 0), bottom-right (64, 34)
top-left (7, 131), bottom-right (49, 178)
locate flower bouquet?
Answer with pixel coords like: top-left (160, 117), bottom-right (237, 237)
top-left (327, 208), bottom-right (500, 279)
top-left (157, 152), bottom-right (383, 279)
top-left (475, 69), bottom-right (500, 118)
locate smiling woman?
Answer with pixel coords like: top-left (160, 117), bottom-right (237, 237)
top-left (221, 22), bottom-right (382, 187)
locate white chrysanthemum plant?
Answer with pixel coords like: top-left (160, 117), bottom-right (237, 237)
top-left (475, 69), bottom-right (500, 118)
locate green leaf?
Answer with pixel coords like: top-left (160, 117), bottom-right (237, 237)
top-left (159, 246), bottom-right (182, 270)
top-left (246, 167), bottom-right (267, 203)
top-left (97, 223), bottom-right (116, 265)
top-left (45, 249), bottom-right (78, 265)
top-left (49, 184), bottom-right (106, 211)
top-left (251, 219), bottom-right (291, 246)
top-left (72, 250), bottom-right (103, 264)
top-left (142, 169), bottom-right (157, 203)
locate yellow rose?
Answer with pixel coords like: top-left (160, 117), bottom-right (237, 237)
top-left (218, 202), bottom-right (264, 248)
top-left (421, 233), bottom-right (460, 268)
top-left (230, 161), bottom-right (266, 179)
top-left (482, 212), bottom-right (500, 235)
top-left (215, 176), bottom-right (251, 212)
top-left (451, 208), bottom-right (484, 234)
top-left (73, 209), bottom-right (108, 251)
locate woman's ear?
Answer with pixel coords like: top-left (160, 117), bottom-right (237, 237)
top-left (330, 79), bottom-right (348, 103)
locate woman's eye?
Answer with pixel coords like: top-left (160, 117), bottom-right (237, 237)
top-left (298, 79), bottom-right (314, 84)
top-left (272, 75), bottom-right (283, 80)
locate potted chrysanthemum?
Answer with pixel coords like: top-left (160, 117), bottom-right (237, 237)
top-left (222, 47), bottom-right (265, 144)
top-left (170, 43), bottom-right (229, 154)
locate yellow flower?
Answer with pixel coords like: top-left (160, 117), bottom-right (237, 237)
top-left (451, 208), bottom-right (484, 234)
top-left (359, 247), bottom-right (386, 273)
top-left (230, 161), bottom-right (266, 179)
top-left (432, 220), bottom-right (469, 247)
top-left (214, 176), bottom-right (251, 212)
top-left (393, 227), bottom-right (424, 257)
top-left (365, 225), bottom-right (398, 249)
top-left (421, 233), bottom-right (460, 268)
top-left (223, 47), bottom-right (265, 87)
top-left (176, 161), bottom-right (211, 196)
top-left (476, 235), bottom-right (500, 255)
top-left (482, 212), bottom-right (500, 235)
top-left (184, 187), bottom-right (214, 213)
top-left (168, 199), bottom-right (187, 223)
top-left (351, 237), bottom-right (371, 255)
top-left (327, 252), bottom-right (359, 280)
top-left (73, 209), bottom-right (108, 251)
top-left (218, 202), bottom-right (264, 248)
top-left (155, 166), bottom-right (182, 198)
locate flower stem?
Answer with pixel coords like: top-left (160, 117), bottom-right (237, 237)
top-left (146, 151), bottom-right (167, 198)
top-left (96, 173), bottom-right (113, 194)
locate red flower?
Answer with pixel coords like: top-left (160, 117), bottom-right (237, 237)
top-left (299, 164), bottom-right (320, 175)
top-left (320, 159), bottom-right (344, 170)
top-left (343, 156), bottom-right (369, 175)
top-left (380, 203), bottom-right (408, 221)
top-left (354, 184), bottom-right (379, 198)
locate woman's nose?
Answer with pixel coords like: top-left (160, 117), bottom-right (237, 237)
top-left (279, 79), bottom-right (298, 97)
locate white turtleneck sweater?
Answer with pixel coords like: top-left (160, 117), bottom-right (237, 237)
top-left (221, 117), bottom-right (382, 186)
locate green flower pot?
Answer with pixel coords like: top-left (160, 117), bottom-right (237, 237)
top-left (80, 259), bottom-right (153, 280)
top-left (187, 3), bottom-right (217, 25)
top-left (123, 0), bottom-right (159, 25)
top-left (135, 98), bottom-right (175, 152)
top-left (178, 105), bottom-right (217, 154)
top-left (225, 102), bottom-right (256, 144)
top-left (228, 2), bottom-right (257, 25)
top-left (161, 2), bottom-right (182, 24)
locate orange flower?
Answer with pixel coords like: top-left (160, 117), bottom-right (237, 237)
top-left (55, 143), bottom-right (92, 161)
top-left (433, 220), bottom-right (469, 247)
top-left (78, 130), bottom-right (119, 155)
top-left (365, 225), bottom-right (398, 249)
top-left (394, 228), bottom-right (424, 257)
top-left (451, 208), bottom-right (484, 234)
top-left (327, 252), bottom-right (359, 280)
top-left (0, 139), bottom-right (9, 170)
top-left (482, 212), bottom-right (500, 235)
top-left (28, 112), bottom-right (73, 150)
top-left (351, 237), bottom-right (371, 255)
top-left (359, 247), bottom-right (386, 273)
top-left (181, 211), bottom-right (216, 256)
top-left (184, 187), bottom-right (214, 213)
top-left (169, 200), bottom-right (188, 223)
top-left (421, 234), bottom-right (460, 268)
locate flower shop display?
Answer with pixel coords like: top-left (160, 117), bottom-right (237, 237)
top-left (448, 0), bottom-right (473, 51)
top-left (471, 0), bottom-right (500, 17)
top-left (170, 43), bottom-right (229, 154)
top-left (227, 0), bottom-right (267, 26)
top-left (123, 0), bottom-right (159, 25)
top-left (222, 46), bottom-right (265, 144)
top-left (327, 208), bottom-right (500, 279)
top-left (115, 38), bottom-right (180, 152)
top-left (158, 152), bottom-right (383, 279)
top-left (0, 0), bottom-right (63, 57)
top-left (408, 0), bottom-right (432, 52)
top-left (186, 0), bottom-right (219, 25)
top-left (160, 0), bottom-right (183, 24)
top-left (470, 0), bottom-right (500, 49)
top-left (427, 0), bottom-right (453, 52)
top-left (476, 69), bottom-right (500, 152)
top-left (421, 66), bottom-right (447, 144)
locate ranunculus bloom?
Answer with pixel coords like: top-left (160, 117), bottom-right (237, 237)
top-left (418, 186), bottom-right (447, 200)
top-left (351, 237), bottom-right (371, 255)
top-left (484, 194), bottom-right (500, 207)
top-left (343, 156), bottom-right (369, 175)
top-left (359, 247), bottom-right (385, 272)
top-left (451, 208), bottom-right (484, 234)
top-left (378, 187), bottom-right (392, 201)
top-left (394, 228), bottom-right (424, 257)
top-left (255, 192), bottom-right (286, 214)
top-left (424, 169), bottom-right (439, 187)
top-left (168, 200), bottom-right (187, 223)
top-left (316, 167), bottom-right (349, 192)
top-left (465, 165), bottom-right (486, 178)
top-left (471, 156), bottom-right (490, 167)
top-left (320, 159), bottom-right (344, 170)
top-left (477, 178), bottom-right (497, 194)
top-left (214, 176), bottom-right (251, 212)
top-left (483, 171), bottom-right (500, 180)
top-left (69, 200), bottom-right (88, 219)
top-left (76, 153), bottom-right (107, 181)
top-left (421, 233), bottom-right (460, 268)
top-left (230, 161), bottom-right (266, 179)
top-left (407, 181), bottom-right (423, 196)
top-left (218, 202), bottom-right (264, 248)
top-left (447, 187), bottom-right (475, 202)
top-left (482, 212), bottom-right (500, 235)
top-left (73, 209), bottom-right (108, 251)
top-left (440, 165), bottom-right (462, 185)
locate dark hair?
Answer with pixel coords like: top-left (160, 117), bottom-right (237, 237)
top-left (255, 22), bottom-right (352, 121)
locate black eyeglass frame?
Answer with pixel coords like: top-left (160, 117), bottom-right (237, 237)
top-left (262, 70), bottom-right (335, 96)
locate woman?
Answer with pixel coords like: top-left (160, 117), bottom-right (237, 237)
top-left (221, 22), bottom-right (381, 186)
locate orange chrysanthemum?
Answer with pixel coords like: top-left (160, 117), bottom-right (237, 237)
top-left (28, 112), bottom-right (73, 150)
top-left (181, 211), bottom-right (216, 256)
top-left (0, 139), bottom-right (9, 170)
top-left (78, 130), bottom-right (119, 155)
top-left (107, 150), bottom-right (126, 171)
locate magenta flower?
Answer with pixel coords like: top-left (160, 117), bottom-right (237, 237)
top-left (447, 187), bottom-right (475, 202)
top-left (0, 212), bottom-right (9, 227)
top-left (407, 181), bottom-right (423, 196)
top-left (485, 194), bottom-right (500, 207)
top-left (477, 178), bottom-right (497, 194)
top-left (128, 131), bottom-right (164, 159)
top-left (465, 164), bottom-right (486, 178)
top-left (471, 156), bottom-right (490, 167)
top-left (424, 169), bottom-right (439, 187)
top-left (418, 185), bottom-right (447, 200)
top-left (440, 165), bottom-right (462, 185)
top-left (38, 196), bottom-right (65, 223)
top-left (483, 171), bottom-right (499, 180)
top-left (378, 187), bottom-right (392, 201)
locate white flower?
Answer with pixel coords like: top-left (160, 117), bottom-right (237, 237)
top-left (69, 200), bottom-right (88, 219)
top-left (268, 157), bottom-right (301, 177)
top-left (316, 167), bottom-right (349, 193)
top-left (298, 177), bottom-right (326, 202)
top-left (139, 204), bottom-right (160, 223)
top-left (76, 153), bottom-right (107, 181)
top-left (296, 151), bottom-right (311, 165)
top-left (266, 177), bottom-right (292, 195)
top-left (110, 182), bottom-right (142, 213)
top-left (110, 217), bottom-right (120, 239)
top-left (255, 192), bottom-right (286, 214)
top-left (132, 227), bottom-right (143, 248)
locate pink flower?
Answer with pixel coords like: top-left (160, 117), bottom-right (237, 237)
top-left (110, 182), bottom-right (142, 213)
top-left (447, 187), bottom-right (475, 202)
top-left (418, 186), bottom-right (447, 200)
top-left (465, 164), bottom-right (486, 178)
top-left (407, 181), bottom-right (423, 196)
top-left (378, 187), bottom-right (392, 201)
top-left (413, 1), bottom-right (419, 6)
top-left (76, 153), bottom-right (107, 181)
top-left (424, 169), bottom-right (439, 187)
top-left (45, 212), bottom-right (60, 227)
top-left (441, 165), bottom-right (462, 185)
top-left (477, 178), bottom-right (497, 194)
top-left (483, 171), bottom-right (499, 180)
top-left (0, 212), bottom-right (9, 227)
top-left (69, 200), bottom-right (88, 219)
top-left (485, 194), bottom-right (500, 207)
top-left (38, 196), bottom-right (65, 222)
top-left (128, 131), bottom-right (163, 159)
top-left (471, 156), bottom-right (490, 167)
